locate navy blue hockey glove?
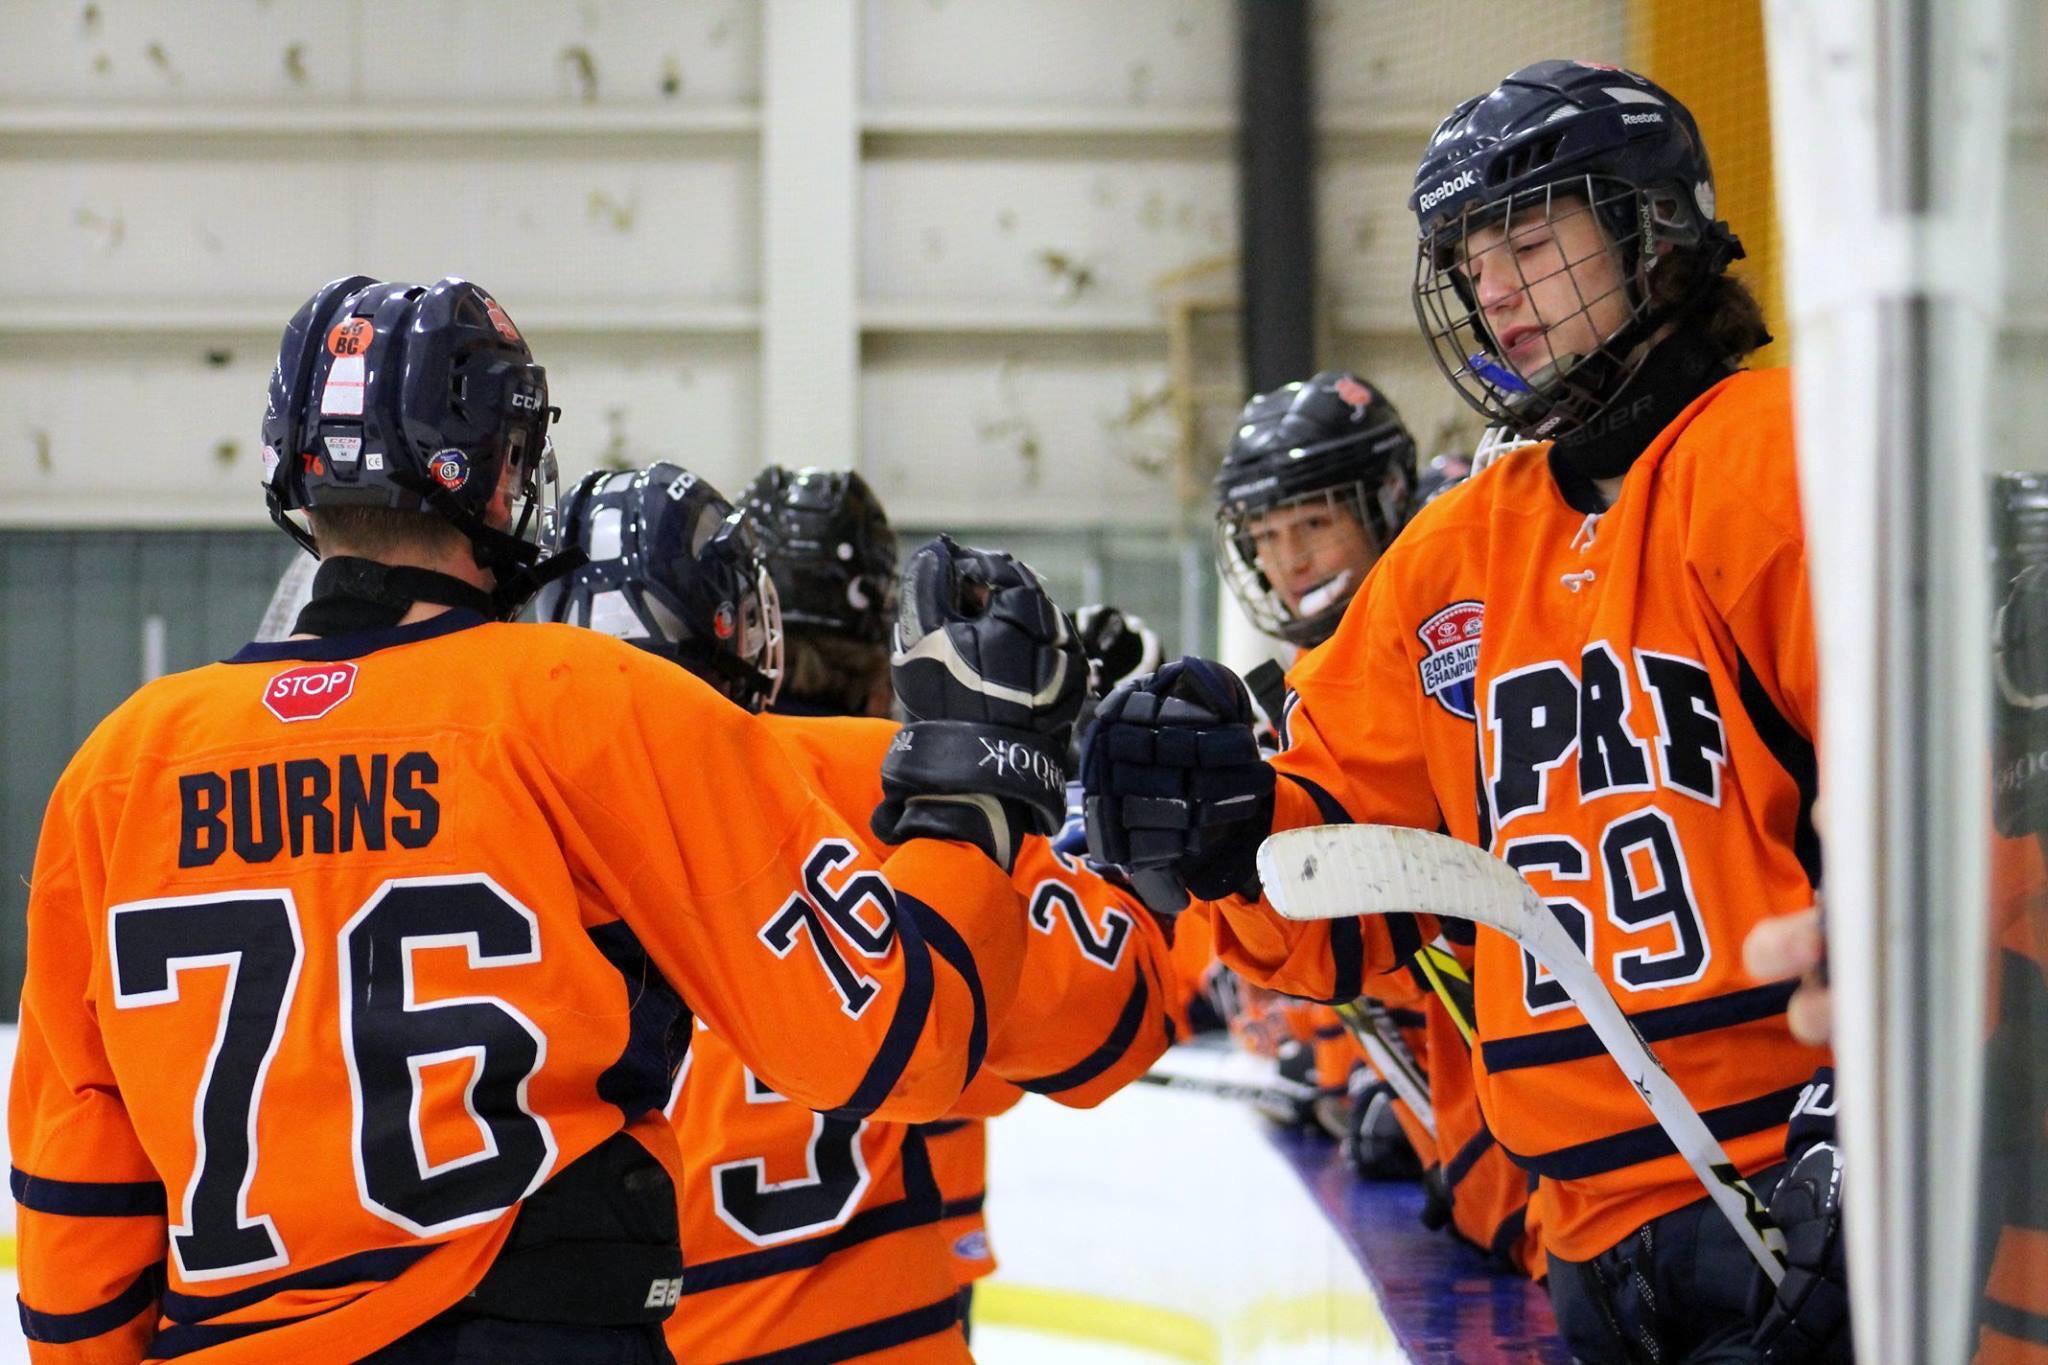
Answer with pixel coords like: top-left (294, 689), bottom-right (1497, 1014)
top-left (874, 535), bottom-right (1085, 871)
top-left (1080, 656), bottom-right (1273, 914)
top-left (1750, 1068), bottom-right (1852, 1363)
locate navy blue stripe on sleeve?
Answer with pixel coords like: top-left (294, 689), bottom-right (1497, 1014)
top-left (19, 1266), bottom-right (161, 1345)
top-left (905, 894), bottom-right (988, 1087)
top-left (1016, 973), bottom-right (1151, 1097)
top-left (1736, 649), bottom-right (1823, 890)
top-left (1274, 774), bottom-right (1368, 1001)
top-left (830, 888), bottom-right (937, 1121)
top-left (11, 1167), bottom-right (167, 1217)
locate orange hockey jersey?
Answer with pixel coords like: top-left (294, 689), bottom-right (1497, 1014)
top-left (1209, 369), bottom-right (1831, 1261)
top-left (920, 1115), bottom-right (999, 1290)
top-left (664, 714), bottom-right (1171, 1362)
top-left (10, 615), bottom-right (1027, 1363)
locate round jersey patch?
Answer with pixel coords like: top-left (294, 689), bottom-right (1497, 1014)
top-left (430, 449), bottom-right (470, 491)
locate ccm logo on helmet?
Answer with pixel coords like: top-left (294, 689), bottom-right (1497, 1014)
top-left (1418, 168), bottom-right (1481, 212)
top-left (262, 663), bottom-right (359, 723)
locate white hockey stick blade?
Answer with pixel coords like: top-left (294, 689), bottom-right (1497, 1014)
top-left (1258, 824), bottom-right (1788, 1284)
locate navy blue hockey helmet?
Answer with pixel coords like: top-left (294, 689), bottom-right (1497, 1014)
top-left (1213, 372), bottom-right (1416, 647)
top-left (741, 466), bottom-right (899, 645)
top-left (1409, 60), bottom-right (1742, 440)
top-left (262, 275), bottom-right (569, 611)
top-left (536, 462), bottom-right (784, 712)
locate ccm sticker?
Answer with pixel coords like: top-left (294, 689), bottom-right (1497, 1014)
top-left (1417, 600), bottom-right (1483, 720)
top-left (262, 662), bottom-right (359, 723)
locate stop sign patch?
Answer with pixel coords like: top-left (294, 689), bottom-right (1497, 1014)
top-left (262, 662), bottom-right (359, 723)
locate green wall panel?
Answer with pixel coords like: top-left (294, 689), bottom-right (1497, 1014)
top-left (0, 530), bottom-right (297, 1018)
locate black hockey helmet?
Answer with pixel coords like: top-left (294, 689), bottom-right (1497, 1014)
top-left (741, 465), bottom-right (899, 644)
top-left (1213, 372), bottom-right (1417, 648)
top-left (1410, 60), bottom-right (1742, 441)
top-left (537, 463), bottom-right (784, 712)
top-left (261, 275), bottom-right (573, 615)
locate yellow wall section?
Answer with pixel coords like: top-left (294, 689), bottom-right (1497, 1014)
top-left (1631, 0), bottom-right (1788, 368)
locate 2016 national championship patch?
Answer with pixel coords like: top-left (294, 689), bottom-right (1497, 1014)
top-left (1417, 600), bottom-right (1482, 720)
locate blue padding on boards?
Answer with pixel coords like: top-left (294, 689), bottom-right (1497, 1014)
top-left (1265, 1126), bottom-right (1572, 1364)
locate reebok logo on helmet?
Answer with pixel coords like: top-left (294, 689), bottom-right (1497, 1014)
top-left (1418, 169), bottom-right (1480, 213)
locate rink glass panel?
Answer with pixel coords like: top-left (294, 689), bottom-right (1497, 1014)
top-left (1981, 3), bottom-right (2048, 1356)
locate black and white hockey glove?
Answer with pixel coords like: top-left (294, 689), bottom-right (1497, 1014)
top-left (1750, 1068), bottom-right (1853, 1363)
top-left (1079, 657), bottom-right (1273, 914)
top-left (873, 535), bottom-right (1085, 872)
top-left (1075, 603), bottom-right (1163, 698)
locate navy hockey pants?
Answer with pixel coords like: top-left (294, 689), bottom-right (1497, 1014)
top-left (1547, 1164), bottom-right (1785, 1365)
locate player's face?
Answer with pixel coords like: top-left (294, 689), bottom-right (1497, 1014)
top-left (1460, 196), bottom-right (1630, 381)
top-left (1246, 494), bottom-right (1380, 618)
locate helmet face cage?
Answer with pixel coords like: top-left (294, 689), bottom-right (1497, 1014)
top-left (537, 466), bottom-right (784, 712)
top-left (1215, 478), bottom-right (1396, 648)
top-left (1415, 173), bottom-right (1674, 440)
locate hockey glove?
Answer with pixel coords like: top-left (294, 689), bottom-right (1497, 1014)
top-left (1080, 656), bottom-right (1273, 914)
top-left (874, 535), bottom-right (1085, 872)
top-left (1344, 1073), bottom-right (1425, 1181)
top-left (1252, 1038), bottom-right (1324, 1132)
top-left (1750, 1068), bottom-right (1852, 1364)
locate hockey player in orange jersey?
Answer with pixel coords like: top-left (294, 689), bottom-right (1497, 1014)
top-left (741, 465), bottom-right (1001, 1337)
top-left (537, 463), bottom-right (1177, 1362)
top-left (1211, 369), bottom-right (1542, 1271)
top-left (1083, 63), bottom-right (1833, 1361)
top-left (9, 278), bottom-right (1086, 1364)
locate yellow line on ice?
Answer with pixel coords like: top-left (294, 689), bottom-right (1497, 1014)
top-left (972, 1283), bottom-right (1220, 1363)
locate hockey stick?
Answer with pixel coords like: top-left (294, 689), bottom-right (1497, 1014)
top-left (1256, 823), bottom-right (1788, 1283)
top-left (1331, 999), bottom-right (1437, 1140)
top-left (1138, 1046), bottom-right (1320, 1110)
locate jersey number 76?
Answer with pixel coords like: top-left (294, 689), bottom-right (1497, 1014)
top-left (110, 874), bottom-right (556, 1281)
